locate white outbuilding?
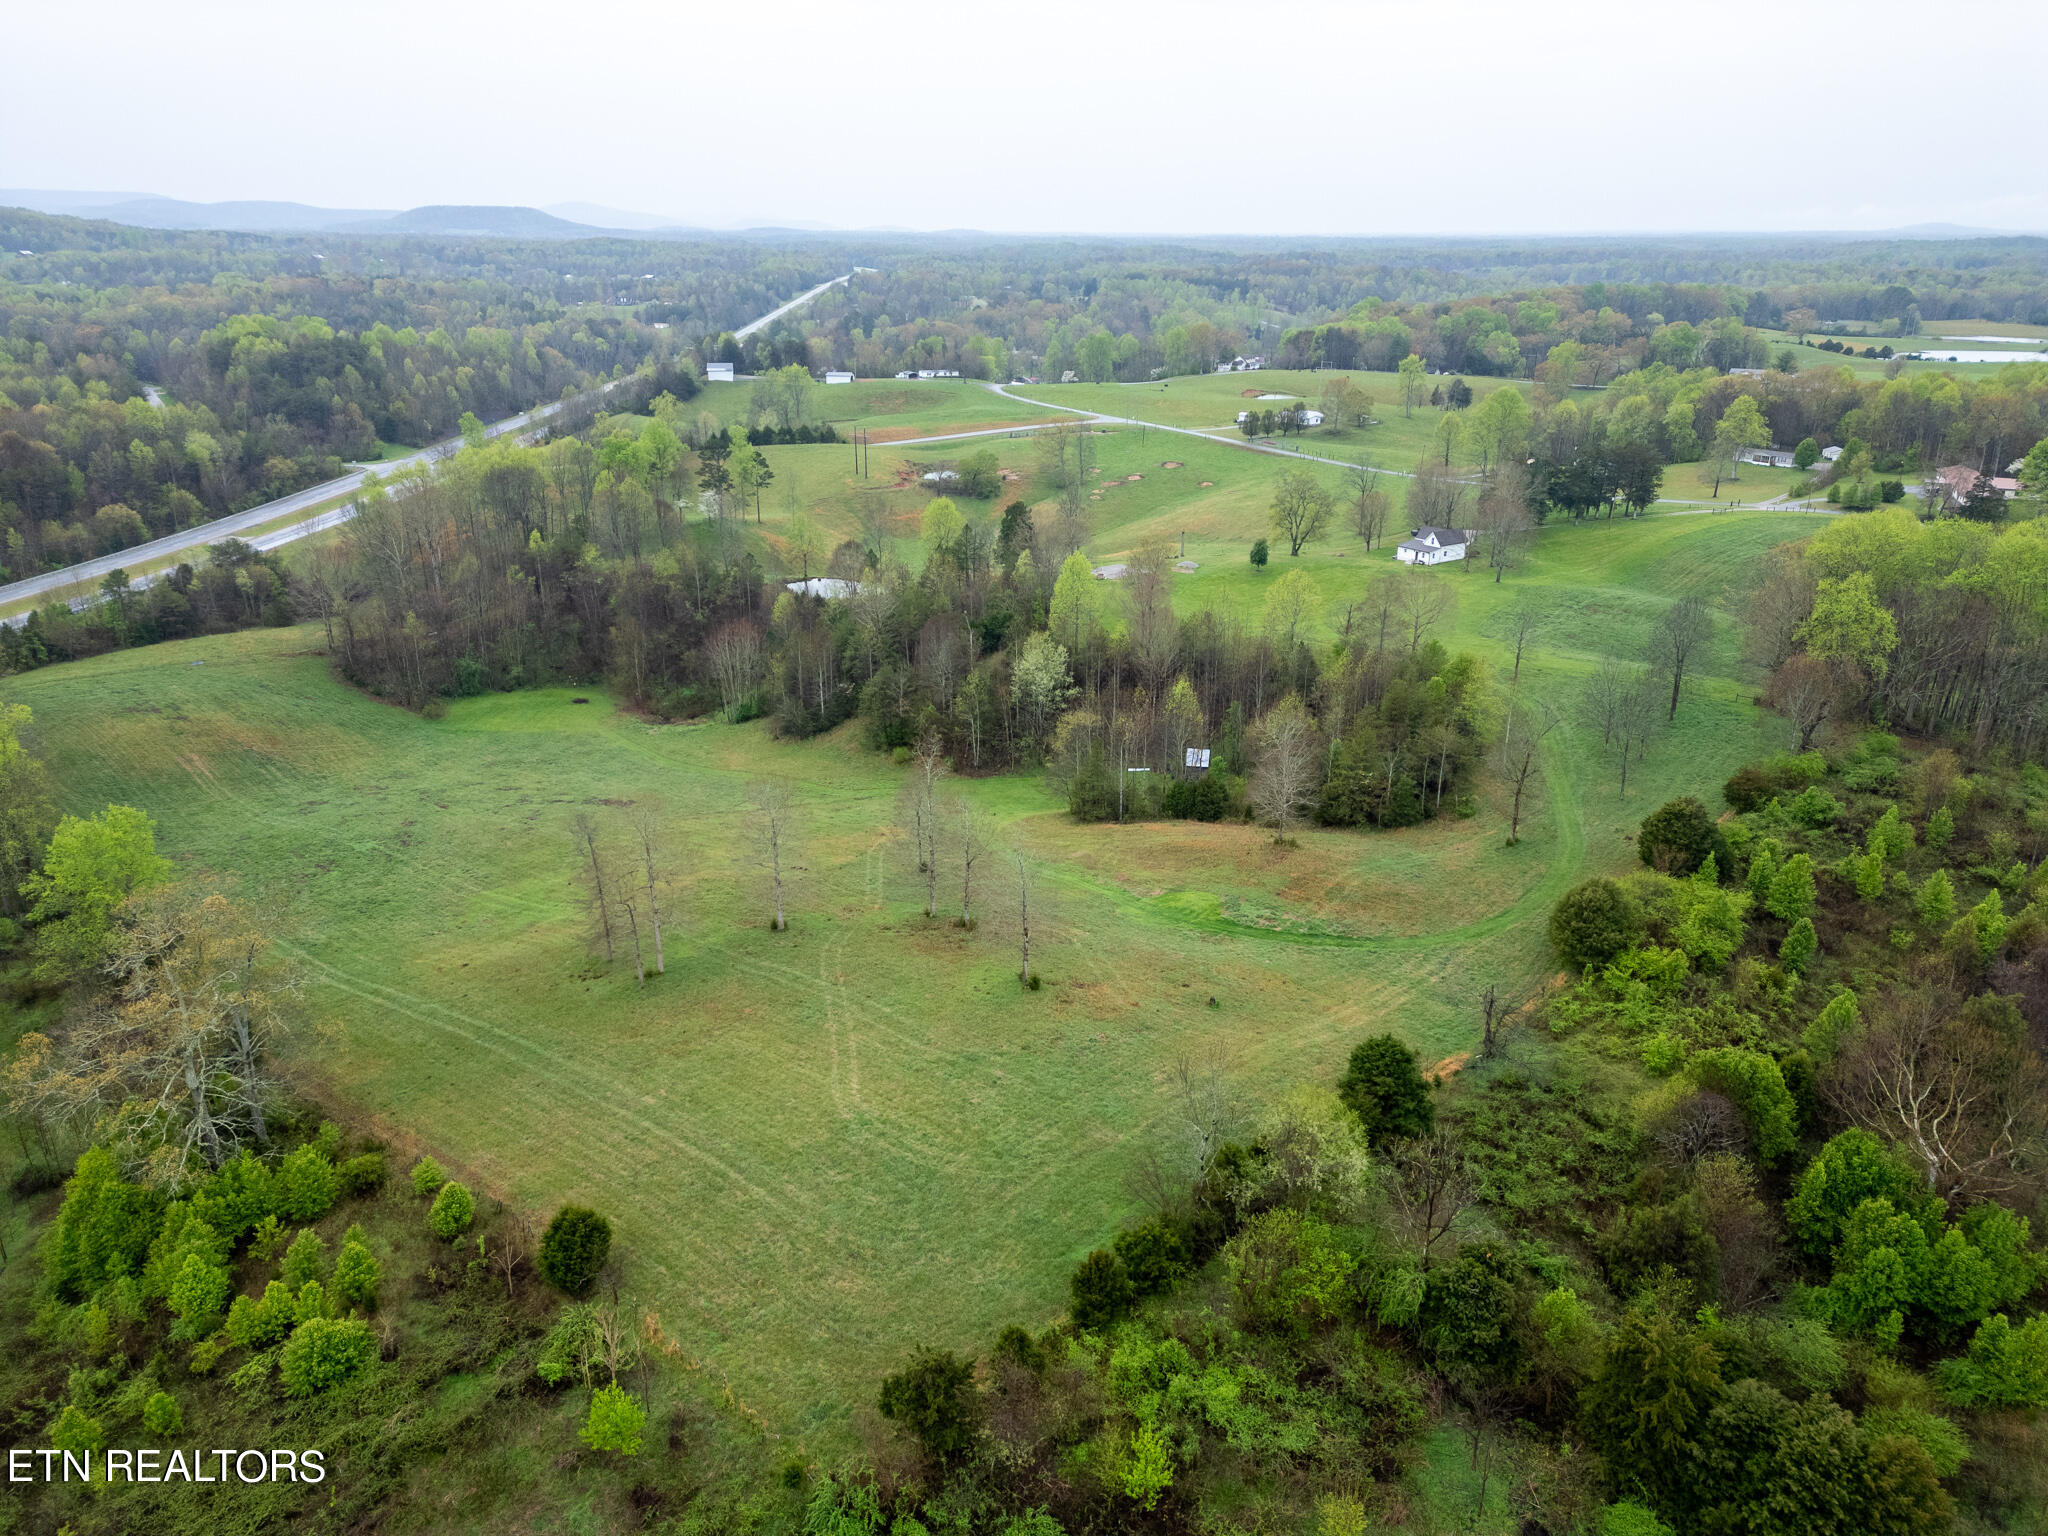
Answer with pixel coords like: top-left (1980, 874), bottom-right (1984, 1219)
top-left (706, 362), bottom-right (735, 383)
top-left (823, 370), bottom-right (854, 384)
top-left (1394, 526), bottom-right (1473, 566)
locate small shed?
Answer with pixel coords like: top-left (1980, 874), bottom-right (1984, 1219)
top-left (706, 362), bottom-right (735, 383)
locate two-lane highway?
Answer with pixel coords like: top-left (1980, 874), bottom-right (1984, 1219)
top-left (0, 270), bottom-right (861, 617)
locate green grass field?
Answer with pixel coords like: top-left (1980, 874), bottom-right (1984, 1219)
top-left (8, 483), bottom-right (1810, 1444)
top-left (688, 377), bottom-right (1065, 441)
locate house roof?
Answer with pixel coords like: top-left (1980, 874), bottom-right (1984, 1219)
top-left (1397, 538), bottom-right (1435, 553)
top-left (1411, 525), bottom-right (1470, 545)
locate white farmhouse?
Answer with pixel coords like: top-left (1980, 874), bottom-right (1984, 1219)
top-left (1395, 526), bottom-right (1474, 566)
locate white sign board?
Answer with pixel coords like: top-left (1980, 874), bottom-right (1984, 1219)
top-left (1185, 748), bottom-right (1211, 769)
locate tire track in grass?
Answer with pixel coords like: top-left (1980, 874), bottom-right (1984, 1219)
top-left (286, 946), bottom-right (805, 1220)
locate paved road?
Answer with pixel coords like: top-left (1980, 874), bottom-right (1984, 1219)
top-left (735, 271), bottom-right (855, 340)
top-left (2, 272), bottom-right (862, 619)
top-left (0, 392), bottom-right (596, 617)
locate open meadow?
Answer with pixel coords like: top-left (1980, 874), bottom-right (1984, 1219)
top-left (2, 475), bottom-right (1812, 1442)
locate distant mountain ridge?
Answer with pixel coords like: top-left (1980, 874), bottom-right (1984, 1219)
top-left (0, 191), bottom-right (649, 239)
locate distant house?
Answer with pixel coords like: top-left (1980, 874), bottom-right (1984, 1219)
top-left (1821, 445), bottom-right (1843, 462)
top-left (786, 577), bottom-right (859, 600)
top-left (706, 362), bottom-right (735, 383)
top-left (1216, 355), bottom-right (1266, 372)
top-left (1739, 447), bottom-right (1798, 469)
top-left (823, 370), bottom-right (854, 384)
top-left (1728, 367), bottom-right (1767, 378)
top-left (1296, 408), bottom-right (1324, 426)
top-left (1937, 465), bottom-right (2020, 508)
top-left (1395, 526), bottom-right (1474, 566)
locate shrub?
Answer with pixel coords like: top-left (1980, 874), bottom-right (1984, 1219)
top-left (281, 1228), bottom-right (328, 1290)
top-left (1638, 796), bottom-right (1725, 876)
top-left (1779, 915), bottom-right (1817, 973)
top-left (578, 1381), bottom-right (646, 1455)
top-left (1935, 1313), bottom-right (2048, 1408)
top-left (1764, 854), bottom-right (1818, 922)
top-left (877, 1346), bottom-right (981, 1462)
top-left (1069, 1248), bottom-right (1135, 1330)
top-left (409, 1155), bottom-right (446, 1197)
top-left (1925, 805), bottom-right (1953, 848)
top-left (274, 1143), bottom-right (337, 1223)
top-left (1121, 1422), bottom-right (1173, 1510)
top-left (1249, 538), bottom-right (1269, 569)
top-left (167, 1254), bottom-right (231, 1341)
top-left (191, 1150), bottom-right (276, 1241)
top-left (294, 1280), bottom-right (331, 1324)
top-left (1687, 1048), bottom-right (1797, 1162)
top-left (992, 1324), bottom-right (1045, 1375)
top-left (278, 1316), bottom-right (376, 1396)
top-left (141, 1391), bottom-right (183, 1437)
top-left (1724, 766), bottom-right (1776, 813)
top-left (337, 1152), bottom-right (386, 1196)
top-left (226, 1280), bottom-right (296, 1349)
top-left (539, 1206), bottom-right (612, 1294)
top-left (49, 1404), bottom-right (104, 1457)
top-left (1862, 1404), bottom-right (1969, 1478)
top-left (1337, 1033), bottom-right (1435, 1141)
top-left (51, 1146), bottom-right (159, 1301)
top-left (1599, 1197), bottom-right (1716, 1301)
top-left (1601, 1502), bottom-right (1675, 1536)
top-left (1416, 1244), bottom-right (1522, 1374)
top-left (1786, 1130), bottom-right (1926, 1255)
top-left (428, 1181), bottom-right (474, 1239)
top-left (1225, 1208), bottom-right (1357, 1336)
top-left (332, 1234), bottom-right (382, 1311)
top-left (1112, 1219), bottom-right (1188, 1297)
top-left (1549, 877), bottom-right (1642, 969)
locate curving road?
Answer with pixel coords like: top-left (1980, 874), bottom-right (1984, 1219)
top-left (1, 270), bottom-right (862, 619)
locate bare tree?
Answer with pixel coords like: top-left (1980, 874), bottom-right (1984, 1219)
top-left (953, 798), bottom-right (991, 927)
top-left (1407, 458), bottom-right (1467, 529)
top-left (571, 812), bottom-right (618, 961)
top-left (5, 887), bottom-right (299, 1182)
top-left (750, 781), bottom-right (796, 931)
top-left (1012, 852), bottom-right (1034, 986)
top-left (1492, 595), bottom-right (1545, 686)
top-left (619, 889), bottom-right (648, 986)
top-left (908, 733), bottom-right (946, 918)
top-left (1767, 654), bottom-right (1840, 751)
top-left (1393, 568), bottom-right (1455, 655)
top-left (625, 807), bottom-right (669, 975)
top-left (1825, 990), bottom-right (2048, 1201)
top-left (491, 1208), bottom-right (537, 1298)
top-left (1248, 697), bottom-right (1321, 838)
top-left (1580, 655), bottom-right (1628, 748)
top-left (705, 621), bottom-right (766, 721)
top-left (1474, 462), bottom-right (1535, 584)
top-left (1652, 595), bottom-right (1714, 721)
top-left (1497, 700), bottom-right (1558, 845)
top-left (1478, 983), bottom-right (1510, 1061)
top-left (1614, 664), bottom-right (1662, 798)
top-left (1388, 1129), bottom-right (1478, 1270)
top-left (1352, 470), bottom-right (1391, 550)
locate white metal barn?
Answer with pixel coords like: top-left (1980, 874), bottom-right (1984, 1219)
top-left (706, 362), bottom-right (735, 383)
top-left (823, 370), bottom-right (854, 384)
top-left (1395, 526), bottom-right (1473, 566)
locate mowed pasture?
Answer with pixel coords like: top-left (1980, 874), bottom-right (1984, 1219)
top-left (7, 494), bottom-right (1809, 1441)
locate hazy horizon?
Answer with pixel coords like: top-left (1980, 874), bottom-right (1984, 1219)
top-left (7, 0), bottom-right (2045, 237)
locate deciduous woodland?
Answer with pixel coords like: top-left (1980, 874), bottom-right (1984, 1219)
top-left (1, 215), bottom-right (2047, 1536)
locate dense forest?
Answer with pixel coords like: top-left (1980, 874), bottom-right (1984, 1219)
top-left (8, 210), bottom-right (2048, 579)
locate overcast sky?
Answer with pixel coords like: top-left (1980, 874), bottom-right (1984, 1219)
top-left (7, 0), bottom-right (2043, 235)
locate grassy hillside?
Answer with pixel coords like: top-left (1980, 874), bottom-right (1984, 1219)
top-left (4, 493), bottom-right (1810, 1442)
